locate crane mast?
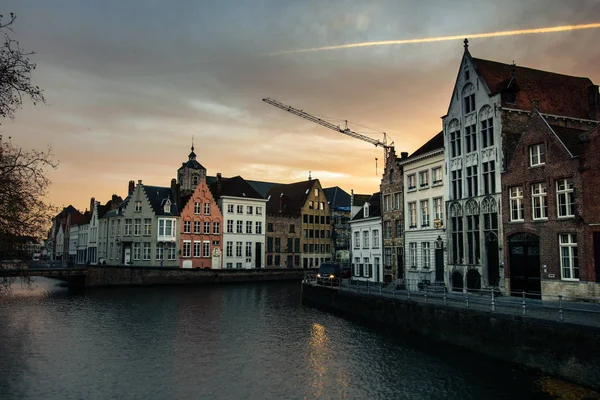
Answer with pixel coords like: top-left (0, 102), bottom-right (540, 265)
top-left (262, 98), bottom-right (394, 165)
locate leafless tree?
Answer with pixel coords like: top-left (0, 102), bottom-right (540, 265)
top-left (1, 13), bottom-right (53, 294)
top-left (0, 13), bottom-right (45, 122)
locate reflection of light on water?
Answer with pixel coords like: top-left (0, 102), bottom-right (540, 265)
top-left (537, 376), bottom-right (599, 400)
top-left (308, 322), bottom-right (350, 399)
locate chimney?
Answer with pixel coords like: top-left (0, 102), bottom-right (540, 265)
top-left (128, 180), bottom-right (135, 195)
top-left (589, 85), bottom-right (600, 121)
top-left (112, 194), bottom-right (118, 206)
top-left (137, 179), bottom-right (142, 185)
top-left (351, 189), bottom-right (354, 207)
top-left (90, 197), bottom-right (95, 214)
top-left (216, 173), bottom-right (222, 197)
top-left (401, 152), bottom-right (409, 159)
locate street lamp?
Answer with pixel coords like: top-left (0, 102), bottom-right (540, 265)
top-left (436, 235), bottom-right (444, 250)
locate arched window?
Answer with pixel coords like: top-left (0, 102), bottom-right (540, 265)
top-left (449, 202), bottom-right (463, 217)
top-left (465, 199), bottom-right (479, 215)
top-left (481, 196), bottom-right (497, 213)
top-left (462, 83), bottom-right (475, 114)
top-left (192, 175), bottom-right (199, 187)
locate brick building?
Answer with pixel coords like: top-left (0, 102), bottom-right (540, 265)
top-left (502, 109), bottom-right (600, 300)
top-left (380, 148), bottom-right (408, 283)
top-left (266, 179), bottom-right (334, 269)
top-left (443, 39), bottom-right (600, 293)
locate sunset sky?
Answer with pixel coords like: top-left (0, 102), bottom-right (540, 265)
top-left (1, 0), bottom-right (599, 213)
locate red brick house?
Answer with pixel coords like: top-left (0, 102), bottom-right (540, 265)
top-left (502, 108), bottom-right (600, 301)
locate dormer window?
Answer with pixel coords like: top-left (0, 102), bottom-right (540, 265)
top-left (529, 143), bottom-right (545, 167)
top-left (192, 175), bottom-right (199, 187)
top-left (163, 199), bottom-right (172, 214)
top-left (364, 203), bottom-right (369, 218)
top-left (135, 201), bottom-right (142, 212)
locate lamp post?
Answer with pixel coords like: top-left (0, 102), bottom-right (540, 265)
top-left (435, 235), bottom-right (444, 284)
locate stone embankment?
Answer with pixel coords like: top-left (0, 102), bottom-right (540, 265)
top-left (302, 283), bottom-right (600, 390)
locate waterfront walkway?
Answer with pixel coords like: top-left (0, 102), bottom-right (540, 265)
top-left (307, 278), bottom-right (600, 329)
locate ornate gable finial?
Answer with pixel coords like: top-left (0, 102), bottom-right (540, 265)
top-left (191, 135), bottom-right (194, 152)
top-left (463, 38), bottom-right (469, 51)
top-left (308, 170), bottom-right (312, 180)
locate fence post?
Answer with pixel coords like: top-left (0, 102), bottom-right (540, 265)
top-left (491, 288), bottom-right (495, 312)
top-left (521, 291), bottom-right (527, 316)
top-left (558, 295), bottom-right (564, 322)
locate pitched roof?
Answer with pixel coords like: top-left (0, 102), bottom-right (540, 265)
top-left (351, 192), bottom-right (382, 221)
top-left (323, 186), bottom-right (351, 210)
top-left (209, 176), bottom-right (264, 201)
top-left (265, 180), bottom-right (316, 216)
top-left (472, 57), bottom-right (596, 120)
top-left (206, 176), bottom-right (282, 198)
top-left (352, 194), bottom-right (371, 207)
top-left (548, 124), bottom-right (591, 157)
top-left (142, 186), bottom-right (180, 216)
top-left (406, 131), bottom-right (444, 160)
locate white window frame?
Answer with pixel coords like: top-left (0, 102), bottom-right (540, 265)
top-left (432, 167), bottom-right (442, 185)
top-left (143, 242), bottom-right (151, 260)
top-left (236, 220), bottom-right (243, 233)
top-left (556, 178), bottom-right (574, 218)
top-left (135, 201), bottom-right (142, 212)
top-left (227, 220), bottom-right (233, 233)
top-left (419, 171), bottom-right (429, 188)
top-left (354, 231), bottom-right (360, 249)
top-left (408, 202), bottom-right (417, 228)
top-left (193, 241), bottom-right (201, 258)
top-left (255, 222), bottom-right (262, 234)
top-left (422, 242), bottom-right (430, 269)
top-left (183, 241), bottom-right (191, 258)
top-left (433, 197), bottom-right (444, 221)
top-left (559, 233), bottom-right (579, 281)
top-left (529, 143), bottom-right (546, 167)
top-left (203, 221), bottom-right (210, 234)
top-left (420, 200), bottom-right (429, 227)
top-left (256, 207), bottom-right (263, 215)
top-left (194, 202), bottom-right (201, 214)
top-left (409, 242), bottom-right (417, 268)
top-left (247, 206), bottom-right (253, 215)
top-left (203, 241), bottom-right (210, 257)
top-left (133, 242), bottom-right (141, 261)
top-left (226, 241), bottom-right (233, 257)
top-left (183, 220), bottom-right (191, 234)
top-left (194, 221), bottom-right (201, 234)
top-left (246, 221), bottom-right (252, 234)
top-left (213, 222), bottom-right (220, 234)
top-left (363, 231), bottom-right (369, 249)
top-left (372, 230), bottom-right (379, 249)
top-left (227, 204), bottom-right (234, 213)
top-left (532, 182), bottom-right (548, 220)
top-left (509, 187), bottom-right (524, 222)
top-left (204, 203), bottom-right (211, 215)
top-left (407, 174), bottom-right (416, 191)
top-left (237, 205), bottom-right (243, 214)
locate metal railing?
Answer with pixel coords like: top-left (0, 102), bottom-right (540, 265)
top-left (302, 273), bottom-right (600, 328)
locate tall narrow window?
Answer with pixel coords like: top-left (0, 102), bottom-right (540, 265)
top-left (482, 161), bottom-right (496, 195)
top-left (465, 124), bottom-right (477, 153)
top-left (532, 183), bottom-right (548, 220)
top-left (556, 179), bottom-right (574, 217)
top-left (451, 216), bottom-right (464, 264)
top-left (354, 232), bottom-right (360, 248)
top-left (450, 131), bottom-right (462, 158)
top-left (194, 202), bottom-right (201, 214)
top-left (432, 167), bottom-right (442, 184)
top-left (363, 231), bottom-right (369, 248)
top-left (481, 118), bottom-right (494, 148)
top-left (433, 197), bottom-right (444, 221)
top-left (409, 243), bottom-right (417, 268)
top-left (408, 202), bottom-right (417, 228)
top-left (204, 203), bottom-right (211, 215)
top-left (559, 233), bottom-right (579, 280)
top-left (464, 94), bottom-right (475, 114)
top-left (510, 187), bottom-right (524, 221)
top-left (451, 170), bottom-right (462, 200)
top-left (420, 200), bottom-right (429, 227)
top-left (466, 166), bottom-right (478, 197)
top-left (422, 242), bottom-right (430, 269)
top-left (419, 171), bottom-right (429, 188)
top-left (466, 215), bottom-right (480, 264)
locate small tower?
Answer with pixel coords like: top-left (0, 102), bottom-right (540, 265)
top-left (177, 140), bottom-right (207, 195)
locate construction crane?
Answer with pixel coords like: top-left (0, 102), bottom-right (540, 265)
top-left (262, 98), bottom-right (395, 167)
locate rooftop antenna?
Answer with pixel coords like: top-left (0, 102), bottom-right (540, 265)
top-left (375, 158), bottom-right (378, 176)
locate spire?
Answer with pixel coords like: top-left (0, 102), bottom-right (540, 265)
top-left (188, 137), bottom-right (196, 161)
top-left (308, 170), bottom-right (312, 180)
top-left (463, 38), bottom-right (469, 52)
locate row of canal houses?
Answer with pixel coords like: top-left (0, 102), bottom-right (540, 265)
top-left (47, 145), bottom-right (349, 271)
top-left (48, 42), bottom-right (600, 301)
top-left (349, 41), bottom-right (600, 302)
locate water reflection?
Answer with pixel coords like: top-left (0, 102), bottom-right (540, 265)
top-left (0, 279), bottom-right (598, 400)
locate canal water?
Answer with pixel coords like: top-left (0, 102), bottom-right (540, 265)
top-left (0, 278), bottom-right (597, 400)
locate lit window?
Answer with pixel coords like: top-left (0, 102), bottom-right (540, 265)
top-left (556, 179), bottom-right (574, 218)
top-left (509, 187), bottom-right (524, 221)
top-left (532, 183), bottom-right (548, 220)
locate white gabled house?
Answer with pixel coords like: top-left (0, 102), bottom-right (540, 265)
top-left (401, 132), bottom-right (448, 291)
top-left (209, 174), bottom-right (267, 269)
top-left (350, 192), bottom-right (383, 282)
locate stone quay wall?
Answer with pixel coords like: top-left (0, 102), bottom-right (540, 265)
top-left (302, 283), bottom-right (600, 390)
top-left (85, 266), bottom-right (309, 287)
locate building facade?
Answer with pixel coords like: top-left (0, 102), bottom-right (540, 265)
top-left (401, 132), bottom-right (448, 291)
top-left (443, 40), bottom-right (599, 293)
top-left (298, 179), bottom-right (334, 268)
top-left (179, 176), bottom-right (223, 269)
top-left (210, 174), bottom-right (267, 269)
top-left (324, 186), bottom-right (352, 267)
top-left (502, 109), bottom-right (600, 300)
top-left (350, 193), bottom-right (383, 282)
top-left (380, 148), bottom-right (408, 283)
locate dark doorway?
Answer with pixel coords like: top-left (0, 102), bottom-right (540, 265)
top-left (435, 247), bottom-right (444, 282)
top-left (255, 242), bottom-right (262, 268)
top-left (451, 271), bottom-right (463, 292)
top-left (486, 233), bottom-right (500, 287)
top-left (509, 233), bottom-right (541, 299)
top-left (396, 247), bottom-right (404, 279)
top-left (466, 269), bottom-right (482, 292)
top-left (595, 233), bottom-right (600, 283)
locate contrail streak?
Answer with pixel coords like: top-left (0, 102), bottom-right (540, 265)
top-left (267, 23), bottom-right (600, 55)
